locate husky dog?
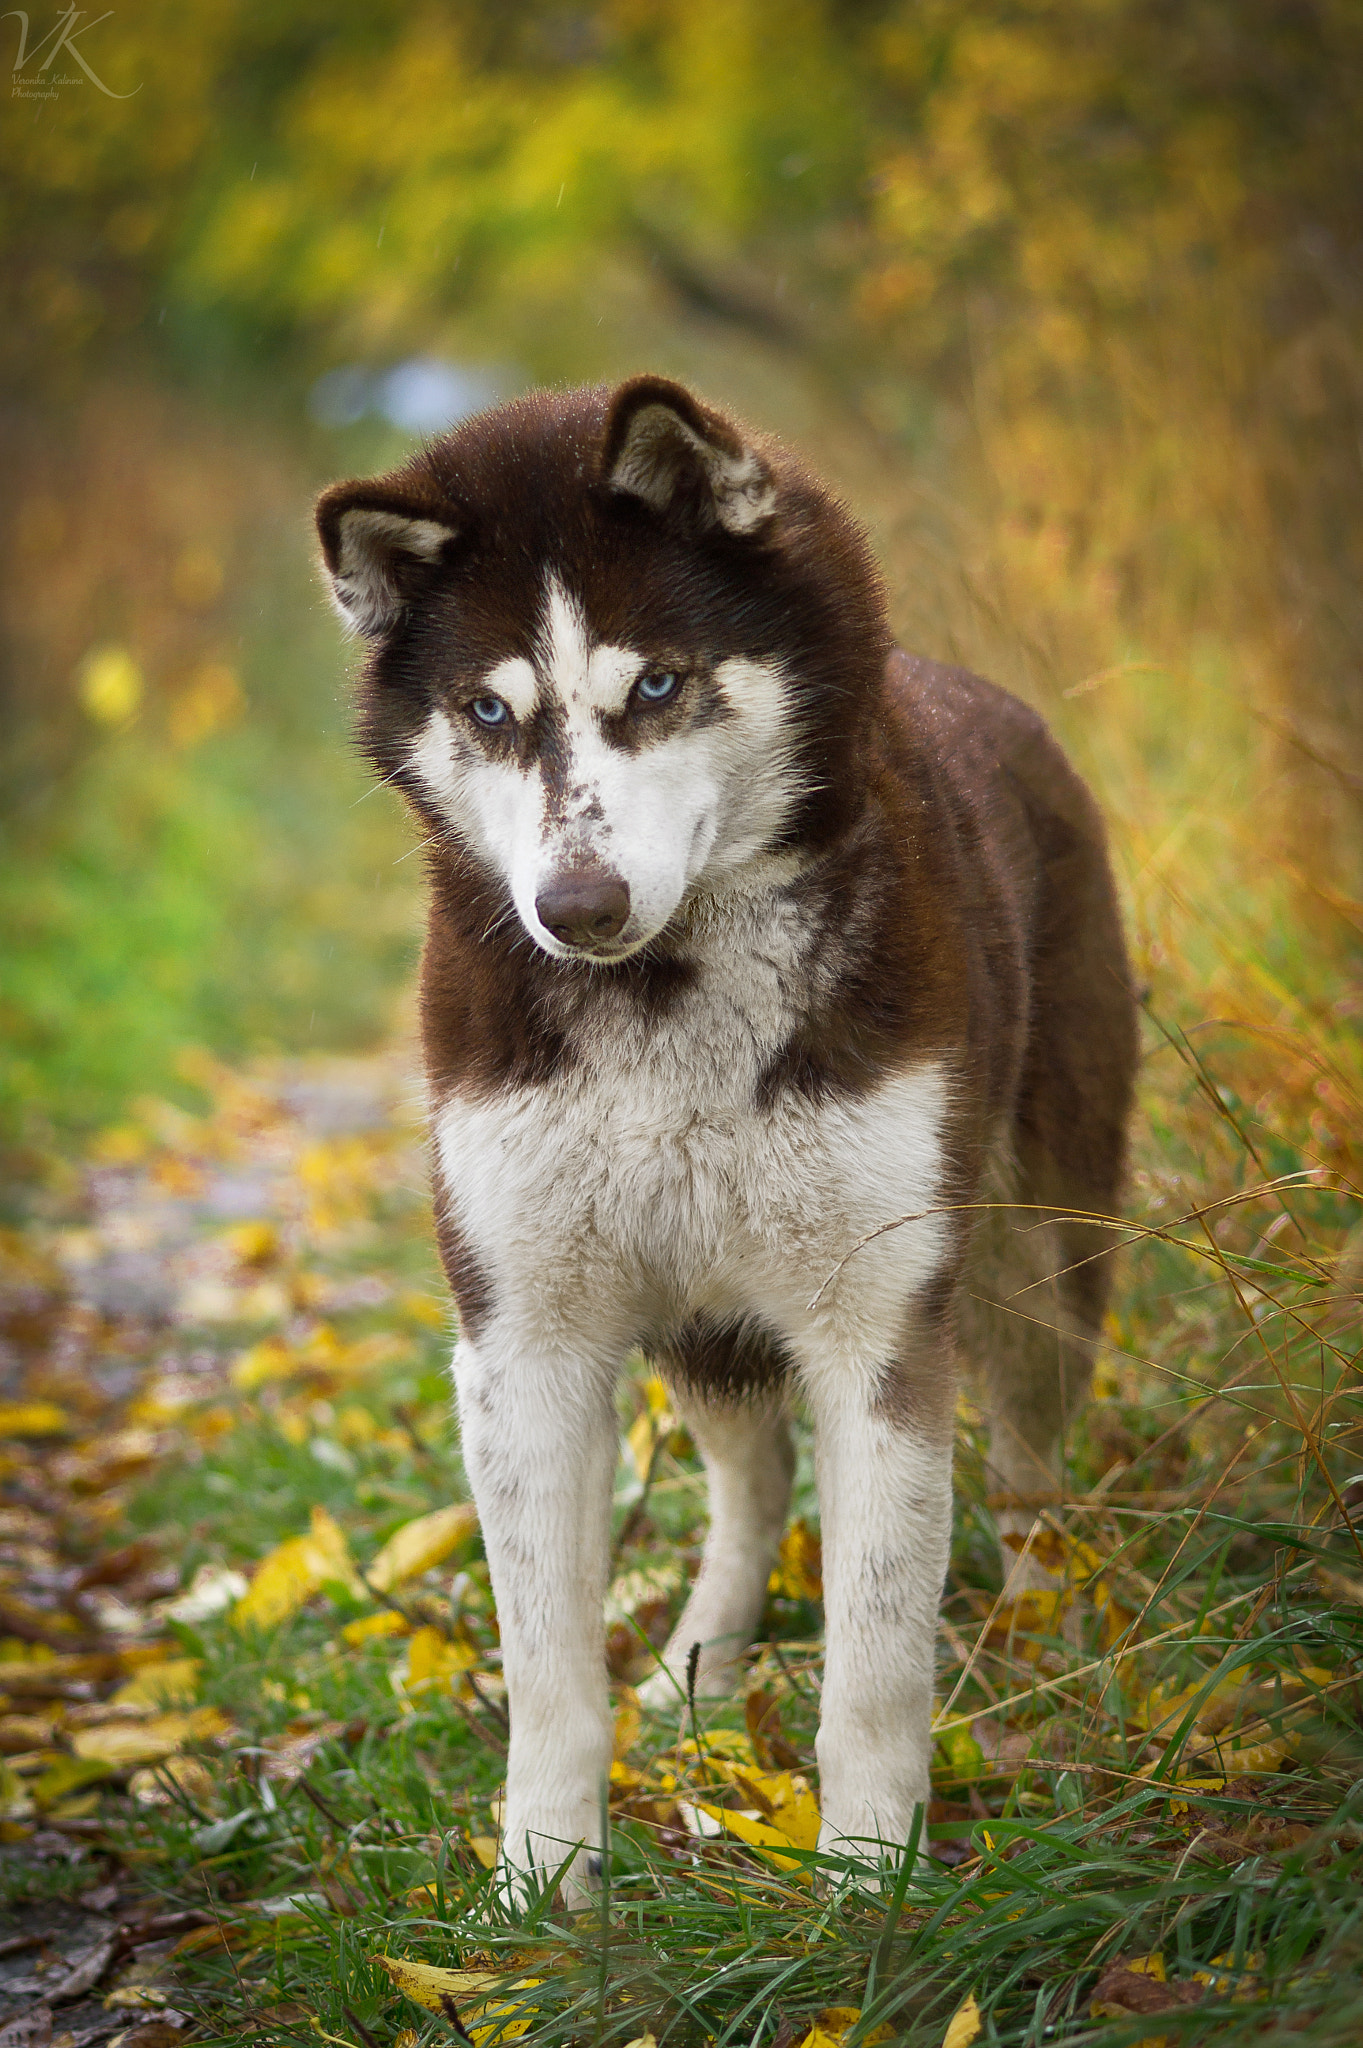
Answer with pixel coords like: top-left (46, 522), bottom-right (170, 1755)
top-left (316, 377), bottom-right (1137, 1902)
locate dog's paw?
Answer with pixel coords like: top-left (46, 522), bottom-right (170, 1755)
top-left (637, 1662), bottom-right (685, 1713)
top-left (638, 1652), bottom-right (739, 1714)
top-left (495, 1815), bottom-right (602, 1916)
top-left (814, 1817), bottom-right (931, 1899)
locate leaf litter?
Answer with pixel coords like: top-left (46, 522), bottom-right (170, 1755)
top-left (0, 1043), bottom-right (1357, 2045)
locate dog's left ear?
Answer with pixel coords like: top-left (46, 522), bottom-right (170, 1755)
top-left (602, 377), bottom-right (777, 536)
top-left (315, 480), bottom-right (460, 638)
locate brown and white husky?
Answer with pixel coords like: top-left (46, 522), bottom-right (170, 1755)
top-left (316, 376), bottom-right (1137, 1903)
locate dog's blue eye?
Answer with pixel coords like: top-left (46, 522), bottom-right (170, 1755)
top-left (636, 671), bottom-right (679, 704)
top-left (471, 696), bottom-right (509, 727)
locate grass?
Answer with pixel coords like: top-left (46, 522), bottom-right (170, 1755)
top-left (0, 324), bottom-right (1358, 2045)
top-left (0, 986), bottom-right (1357, 2044)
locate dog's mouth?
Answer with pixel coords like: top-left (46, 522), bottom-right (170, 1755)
top-left (542, 930), bottom-right (652, 966)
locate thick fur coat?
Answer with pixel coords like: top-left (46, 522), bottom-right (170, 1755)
top-left (316, 377), bottom-right (1137, 1900)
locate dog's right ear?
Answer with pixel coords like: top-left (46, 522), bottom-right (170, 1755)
top-left (315, 482), bottom-right (460, 638)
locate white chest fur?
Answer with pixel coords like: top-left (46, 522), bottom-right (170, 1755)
top-left (433, 886), bottom-right (953, 1371)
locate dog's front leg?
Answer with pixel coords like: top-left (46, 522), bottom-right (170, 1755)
top-left (452, 1332), bottom-right (618, 1908)
top-left (804, 1345), bottom-right (955, 1864)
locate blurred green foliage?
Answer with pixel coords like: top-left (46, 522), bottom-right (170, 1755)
top-left (2, 0), bottom-right (1360, 1151)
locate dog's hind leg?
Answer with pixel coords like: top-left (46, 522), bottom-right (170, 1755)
top-left (639, 1389), bottom-right (793, 1708)
top-left (959, 1152), bottom-right (1085, 1563)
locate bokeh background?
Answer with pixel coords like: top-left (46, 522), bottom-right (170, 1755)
top-left (4, 0), bottom-right (1361, 1174)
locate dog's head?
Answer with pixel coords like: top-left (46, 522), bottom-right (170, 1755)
top-left (317, 377), bottom-right (887, 962)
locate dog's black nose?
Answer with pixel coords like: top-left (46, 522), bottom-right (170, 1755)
top-left (536, 870), bottom-right (631, 949)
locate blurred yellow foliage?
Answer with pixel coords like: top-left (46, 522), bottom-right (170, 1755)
top-left (77, 645), bottom-right (143, 726)
top-left (769, 1518), bottom-right (822, 1601)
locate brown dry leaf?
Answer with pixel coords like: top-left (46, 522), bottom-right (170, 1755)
top-left (745, 1686), bottom-right (803, 1770)
top-left (232, 1506), bottom-right (363, 1629)
top-left (0, 1715), bottom-right (58, 1753)
top-left (51, 1431), bottom-right (162, 1492)
top-left (367, 1503), bottom-right (478, 1592)
top-left (1091, 1954), bottom-right (1202, 2019)
top-left (259, 1718), bottom-right (346, 1783)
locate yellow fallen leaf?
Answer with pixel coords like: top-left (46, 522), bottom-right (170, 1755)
top-left (72, 1712), bottom-right (197, 1768)
top-left (627, 1408), bottom-right (656, 1483)
top-left (394, 1624), bottom-right (478, 1699)
top-left (621, 2035), bottom-right (658, 2048)
top-left (128, 1755), bottom-right (216, 1808)
top-left (1205, 1735), bottom-right (1298, 1776)
top-left (469, 1834), bottom-right (498, 1868)
top-left (1140, 1733), bottom-right (1298, 1783)
top-left (797, 2008), bottom-right (892, 2048)
top-left (1126, 1954), bottom-right (1166, 1981)
top-left (0, 1402), bottom-right (71, 1438)
top-left (374, 1955), bottom-right (542, 2040)
top-left (709, 1762), bottom-right (821, 1849)
top-left (695, 1800), bottom-right (807, 1876)
top-left (943, 1992), bottom-right (983, 2048)
top-left (1026, 1528), bottom-right (1107, 1586)
top-left (367, 1503), bottom-right (478, 1592)
top-left (984, 1589), bottom-right (1068, 1652)
top-left (642, 1373), bottom-right (671, 1419)
top-left (1314, 1563), bottom-right (1363, 1605)
top-left (614, 1687), bottom-right (641, 1760)
top-left (111, 1658), bottom-right (201, 1708)
top-left (769, 1518), bottom-right (822, 1600)
top-left (30, 1755), bottom-right (111, 1807)
top-left (937, 1723), bottom-right (986, 1781)
top-left (680, 1730), bottom-right (756, 1765)
top-left (233, 1506), bottom-right (363, 1629)
top-left (1193, 1949), bottom-right (1264, 2000)
top-left (342, 1609), bottom-right (411, 1646)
